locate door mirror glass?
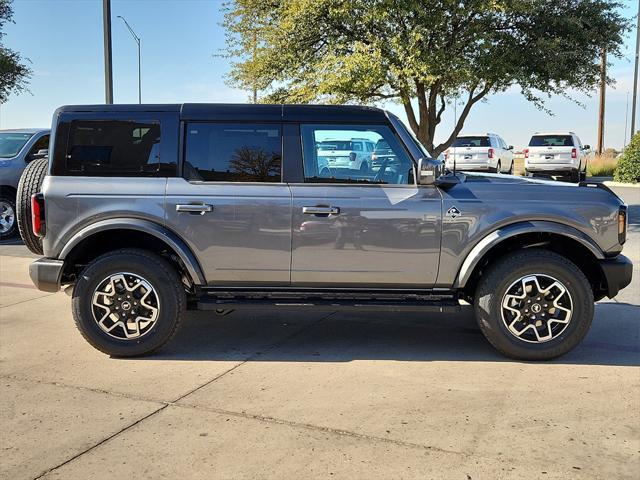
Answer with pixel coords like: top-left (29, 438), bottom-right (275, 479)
top-left (508, 145), bottom-right (514, 150)
top-left (583, 144), bottom-right (591, 150)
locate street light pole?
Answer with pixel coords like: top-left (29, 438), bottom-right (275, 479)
top-left (117, 15), bottom-right (141, 104)
top-left (103, 0), bottom-right (113, 104)
top-left (632, 0), bottom-right (640, 136)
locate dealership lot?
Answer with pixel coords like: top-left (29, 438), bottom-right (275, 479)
top-left (1, 185), bottom-right (638, 480)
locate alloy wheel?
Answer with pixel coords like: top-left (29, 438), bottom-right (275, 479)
top-left (500, 274), bottom-right (573, 343)
top-left (0, 201), bottom-right (15, 234)
top-left (91, 272), bottom-right (160, 340)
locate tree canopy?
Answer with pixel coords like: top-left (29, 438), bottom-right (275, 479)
top-left (222, 0), bottom-right (629, 156)
top-left (0, 0), bottom-right (31, 104)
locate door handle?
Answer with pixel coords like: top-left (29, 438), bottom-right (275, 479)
top-left (302, 206), bottom-right (340, 216)
top-left (176, 203), bottom-right (213, 215)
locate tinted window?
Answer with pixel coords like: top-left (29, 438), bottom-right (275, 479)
top-left (28, 135), bottom-right (50, 157)
top-left (184, 123), bottom-right (281, 182)
top-left (529, 135), bottom-right (574, 147)
top-left (301, 124), bottom-right (414, 185)
top-left (453, 136), bottom-right (490, 147)
top-left (66, 121), bottom-right (160, 175)
top-left (0, 132), bottom-right (33, 158)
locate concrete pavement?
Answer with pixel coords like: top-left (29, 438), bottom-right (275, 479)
top-left (1, 186), bottom-right (638, 479)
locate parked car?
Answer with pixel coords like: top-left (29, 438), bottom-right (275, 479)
top-left (316, 137), bottom-right (374, 174)
top-left (0, 128), bottom-right (50, 239)
top-left (444, 133), bottom-right (514, 174)
top-left (23, 104), bottom-right (631, 361)
top-left (524, 132), bottom-right (589, 182)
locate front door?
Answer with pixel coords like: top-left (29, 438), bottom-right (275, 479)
top-left (165, 122), bottom-right (291, 286)
top-left (290, 124), bottom-right (442, 288)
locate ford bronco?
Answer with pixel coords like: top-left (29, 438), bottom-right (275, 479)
top-left (20, 104), bottom-right (632, 360)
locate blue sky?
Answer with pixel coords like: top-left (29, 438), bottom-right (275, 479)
top-left (1, 0), bottom-right (638, 150)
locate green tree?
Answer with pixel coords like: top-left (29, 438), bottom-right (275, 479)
top-left (0, 0), bottom-right (31, 103)
top-left (615, 132), bottom-right (640, 183)
top-left (222, 0), bottom-right (628, 156)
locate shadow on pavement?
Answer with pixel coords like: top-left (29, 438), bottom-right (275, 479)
top-left (139, 301), bottom-right (639, 367)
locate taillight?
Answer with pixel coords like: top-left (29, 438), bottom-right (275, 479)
top-left (571, 148), bottom-right (577, 159)
top-left (488, 148), bottom-right (494, 159)
top-left (524, 148), bottom-right (529, 158)
top-left (31, 193), bottom-right (45, 237)
top-left (618, 206), bottom-right (627, 244)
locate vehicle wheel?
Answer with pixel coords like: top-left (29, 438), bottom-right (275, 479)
top-left (474, 249), bottom-right (593, 360)
top-left (570, 169), bottom-right (580, 183)
top-left (0, 193), bottom-right (17, 240)
top-left (72, 248), bottom-right (186, 357)
top-left (508, 161), bottom-right (514, 175)
top-left (16, 157), bottom-right (48, 254)
top-left (493, 161), bottom-right (501, 174)
top-left (359, 162), bottom-right (369, 174)
top-left (580, 170), bottom-right (587, 182)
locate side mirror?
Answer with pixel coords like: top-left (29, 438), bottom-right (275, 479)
top-left (508, 145), bottom-right (514, 150)
top-left (417, 157), bottom-right (441, 185)
top-left (583, 144), bottom-right (591, 150)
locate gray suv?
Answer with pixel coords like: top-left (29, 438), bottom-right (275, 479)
top-left (0, 128), bottom-right (50, 238)
top-left (24, 104), bottom-right (632, 360)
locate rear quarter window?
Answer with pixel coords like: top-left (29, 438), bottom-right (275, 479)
top-left (453, 136), bottom-right (490, 147)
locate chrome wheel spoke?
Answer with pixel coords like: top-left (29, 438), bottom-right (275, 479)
top-left (91, 272), bottom-right (160, 340)
top-left (500, 273), bottom-right (573, 344)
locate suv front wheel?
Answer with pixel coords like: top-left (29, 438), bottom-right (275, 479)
top-left (72, 249), bottom-right (185, 357)
top-left (474, 249), bottom-right (594, 360)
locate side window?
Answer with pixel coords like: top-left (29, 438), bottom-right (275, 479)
top-left (352, 142), bottom-right (363, 151)
top-left (301, 124), bottom-right (414, 185)
top-left (65, 121), bottom-right (160, 176)
top-left (184, 123), bottom-right (281, 182)
top-left (28, 135), bottom-right (49, 159)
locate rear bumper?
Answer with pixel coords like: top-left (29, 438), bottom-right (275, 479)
top-left (445, 162), bottom-right (491, 171)
top-left (29, 258), bottom-right (64, 292)
top-left (599, 255), bottom-right (633, 298)
top-left (525, 163), bottom-right (577, 173)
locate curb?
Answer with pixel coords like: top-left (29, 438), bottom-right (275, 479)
top-left (602, 181), bottom-right (640, 189)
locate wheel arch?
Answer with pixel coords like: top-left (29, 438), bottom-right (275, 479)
top-left (456, 221), bottom-right (609, 300)
top-left (59, 219), bottom-right (206, 286)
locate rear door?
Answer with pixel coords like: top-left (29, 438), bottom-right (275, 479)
top-left (165, 122), bottom-right (291, 286)
top-left (289, 123), bottom-right (441, 288)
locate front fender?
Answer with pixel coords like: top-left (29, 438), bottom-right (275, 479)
top-left (59, 218), bottom-right (206, 285)
top-left (454, 220), bottom-right (605, 288)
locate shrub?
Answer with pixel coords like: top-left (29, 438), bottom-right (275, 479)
top-left (615, 132), bottom-right (640, 183)
top-left (587, 153), bottom-right (617, 177)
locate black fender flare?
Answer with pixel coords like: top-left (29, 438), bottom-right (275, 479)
top-left (58, 218), bottom-right (206, 285)
top-left (454, 220), bottom-right (605, 288)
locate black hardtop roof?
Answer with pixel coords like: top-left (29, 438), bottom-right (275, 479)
top-left (55, 103), bottom-right (389, 123)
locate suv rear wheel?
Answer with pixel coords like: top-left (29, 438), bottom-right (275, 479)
top-left (474, 249), bottom-right (593, 360)
top-left (72, 249), bottom-right (185, 357)
top-left (0, 193), bottom-right (17, 239)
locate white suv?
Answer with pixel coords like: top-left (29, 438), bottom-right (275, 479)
top-left (524, 132), bottom-right (590, 182)
top-left (444, 133), bottom-right (514, 174)
top-left (316, 137), bottom-right (375, 174)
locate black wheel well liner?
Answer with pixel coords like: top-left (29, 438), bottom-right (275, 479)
top-left (462, 232), bottom-right (609, 301)
top-left (1, 185), bottom-right (17, 197)
top-left (60, 226), bottom-right (204, 289)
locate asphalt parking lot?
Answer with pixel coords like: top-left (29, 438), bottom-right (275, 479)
top-left (1, 185), bottom-right (638, 480)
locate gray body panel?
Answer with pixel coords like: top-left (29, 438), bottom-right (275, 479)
top-left (165, 178), bottom-right (292, 286)
top-left (290, 184), bottom-right (441, 287)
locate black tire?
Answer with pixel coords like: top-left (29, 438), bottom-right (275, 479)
top-left (507, 161), bottom-right (514, 175)
top-left (16, 157), bottom-right (48, 254)
top-left (0, 192), bottom-right (17, 239)
top-left (72, 249), bottom-right (186, 357)
top-left (474, 249), bottom-right (594, 360)
top-left (359, 162), bottom-right (369, 174)
top-left (570, 169), bottom-right (580, 183)
top-left (493, 161), bottom-right (501, 174)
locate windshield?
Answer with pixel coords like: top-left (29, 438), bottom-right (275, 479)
top-left (318, 141), bottom-right (352, 151)
top-left (453, 136), bottom-right (490, 147)
top-left (529, 135), bottom-right (574, 147)
top-left (0, 132), bottom-right (33, 158)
